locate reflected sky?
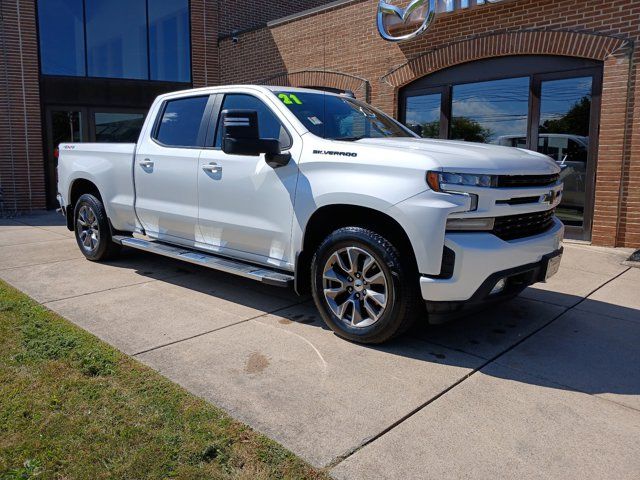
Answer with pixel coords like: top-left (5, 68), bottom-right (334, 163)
top-left (451, 77), bottom-right (530, 143)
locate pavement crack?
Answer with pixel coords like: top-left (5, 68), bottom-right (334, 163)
top-left (40, 273), bottom-right (188, 305)
top-left (131, 299), bottom-right (309, 356)
top-left (328, 267), bottom-right (633, 469)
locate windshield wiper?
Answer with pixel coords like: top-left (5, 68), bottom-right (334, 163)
top-left (334, 136), bottom-right (366, 142)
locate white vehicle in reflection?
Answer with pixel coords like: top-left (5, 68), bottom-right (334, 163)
top-left (497, 134), bottom-right (587, 215)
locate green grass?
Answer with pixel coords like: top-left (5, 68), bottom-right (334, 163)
top-left (0, 281), bottom-right (327, 480)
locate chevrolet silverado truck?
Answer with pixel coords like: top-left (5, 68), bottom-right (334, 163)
top-left (57, 85), bottom-right (564, 344)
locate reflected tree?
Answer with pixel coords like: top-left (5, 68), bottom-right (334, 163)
top-left (450, 117), bottom-right (494, 143)
top-left (540, 96), bottom-right (591, 136)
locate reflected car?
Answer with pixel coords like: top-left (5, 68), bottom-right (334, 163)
top-left (496, 134), bottom-right (588, 212)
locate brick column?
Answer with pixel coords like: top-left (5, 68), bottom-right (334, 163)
top-left (592, 49), bottom-right (633, 246)
top-left (190, 0), bottom-right (219, 87)
top-left (0, 0), bottom-right (45, 213)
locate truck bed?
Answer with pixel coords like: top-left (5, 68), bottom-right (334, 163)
top-left (57, 143), bottom-right (138, 232)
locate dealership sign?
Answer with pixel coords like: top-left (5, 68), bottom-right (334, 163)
top-left (377, 0), bottom-right (507, 42)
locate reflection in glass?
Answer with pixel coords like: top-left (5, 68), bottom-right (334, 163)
top-left (86, 0), bottom-right (148, 79)
top-left (51, 111), bottom-right (83, 168)
top-left (156, 96), bottom-right (209, 147)
top-left (149, 0), bottom-right (191, 82)
top-left (38, 0), bottom-right (85, 76)
top-left (538, 77), bottom-right (593, 227)
top-left (451, 77), bottom-right (529, 143)
top-left (405, 94), bottom-right (441, 138)
top-left (95, 113), bottom-right (145, 143)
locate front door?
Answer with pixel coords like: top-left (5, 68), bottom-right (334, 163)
top-left (133, 94), bottom-right (213, 244)
top-left (197, 93), bottom-right (300, 268)
top-left (532, 71), bottom-right (601, 240)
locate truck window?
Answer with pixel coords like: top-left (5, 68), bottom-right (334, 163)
top-left (214, 94), bottom-right (291, 149)
top-left (155, 96), bottom-right (209, 147)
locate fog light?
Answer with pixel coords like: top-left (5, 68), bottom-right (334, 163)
top-left (446, 217), bottom-right (495, 231)
top-left (490, 278), bottom-right (507, 295)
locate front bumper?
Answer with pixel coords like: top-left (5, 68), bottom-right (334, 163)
top-left (425, 247), bottom-right (562, 323)
top-left (420, 217), bottom-right (564, 304)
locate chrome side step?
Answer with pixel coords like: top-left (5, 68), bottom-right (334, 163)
top-left (113, 236), bottom-right (294, 287)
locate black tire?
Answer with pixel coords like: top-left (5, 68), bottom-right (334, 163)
top-left (73, 193), bottom-right (121, 261)
top-left (311, 227), bottom-right (420, 344)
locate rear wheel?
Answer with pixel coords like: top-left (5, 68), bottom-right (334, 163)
top-left (74, 193), bottom-right (121, 261)
top-left (311, 227), bottom-right (419, 344)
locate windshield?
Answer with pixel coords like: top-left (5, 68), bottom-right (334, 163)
top-left (274, 91), bottom-right (413, 140)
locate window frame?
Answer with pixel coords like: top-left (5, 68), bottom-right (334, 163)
top-left (205, 93), bottom-right (293, 151)
top-left (151, 94), bottom-right (216, 149)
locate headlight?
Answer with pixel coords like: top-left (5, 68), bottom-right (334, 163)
top-left (427, 171), bottom-right (497, 191)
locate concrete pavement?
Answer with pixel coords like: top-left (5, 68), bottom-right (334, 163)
top-left (1, 212), bottom-right (639, 479)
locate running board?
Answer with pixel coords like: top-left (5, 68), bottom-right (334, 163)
top-left (113, 236), bottom-right (294, 287)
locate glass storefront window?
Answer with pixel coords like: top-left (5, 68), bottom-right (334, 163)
top-left (451, 77), bottom-right (529, 144)
top-left (94, 113), bottom-right (145, 143)
top-left (149, 0), bottom-right (191, 82)
top-left (85, 0), bottom-right (148, 79)
top-left (39, 0), bottom-right (190, 82)
top-left (405, 94), bottom-right (441, 138)
top-left (538, 76), bottom-right (593, 227)
top-left (38, 0), bottom-right (86, 76)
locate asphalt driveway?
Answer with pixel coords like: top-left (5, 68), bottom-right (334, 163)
top-left (1, 212), bottom-right (639, 479)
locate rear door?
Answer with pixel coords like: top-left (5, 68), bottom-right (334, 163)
top-left (134, 94), bottom-right (214, 244)
top-left (196, 92), bottom-right (300, 268)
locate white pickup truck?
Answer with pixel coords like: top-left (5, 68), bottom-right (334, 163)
top-left (57, 85), bottom-right (564, 344)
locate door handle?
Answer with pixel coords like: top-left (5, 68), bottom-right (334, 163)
top-left (139, 159), bottom-right (154, 168)
top-left (202, 162), bottom-right (222, 173)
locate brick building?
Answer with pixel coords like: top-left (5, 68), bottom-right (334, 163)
top-left (1, 0), bottom-right (639, 246)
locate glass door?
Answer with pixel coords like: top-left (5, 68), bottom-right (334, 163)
top-left (531, 69), bottom-right (602, 241)
top-left (45, 107), bottom-right (89, 208)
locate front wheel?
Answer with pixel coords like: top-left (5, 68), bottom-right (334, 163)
top-left (74, 193), bottom-right (121, 261)
top-left (311, 227), bottom-right (419, 344)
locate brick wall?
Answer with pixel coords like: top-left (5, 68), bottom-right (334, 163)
top-left (219, 0), bottom-right (640, 248)
top-left (218, 0), bottom-right (336, 37)
top-left (0, 0), bottom-right (45, 214)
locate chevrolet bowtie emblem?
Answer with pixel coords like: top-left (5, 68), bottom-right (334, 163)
top-left (542, 190), bottom-right (559, 205)
top-left (377, 0), bottom-right (436, 42)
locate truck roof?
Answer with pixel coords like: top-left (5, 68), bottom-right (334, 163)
top-left (156, 84), bottom-right (344, 99)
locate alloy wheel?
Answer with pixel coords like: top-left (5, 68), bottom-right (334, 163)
top-left (76, 204), bottom-right (100, 252)
top-left (322, 246), bottom-right (389, 328)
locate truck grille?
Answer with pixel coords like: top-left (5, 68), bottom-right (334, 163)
top-left (496, 173), bottom-right (559, 188)
top-left (493, 209), bottom-right (556, 240)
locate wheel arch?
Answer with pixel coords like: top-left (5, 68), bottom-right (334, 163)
top-left (295, 204), bottom-right (418, 295)
top-left (67, 178), bottom-right (103, 231)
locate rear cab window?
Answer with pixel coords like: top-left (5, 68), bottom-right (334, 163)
top-left (154, 96), bottom-right (210, 147)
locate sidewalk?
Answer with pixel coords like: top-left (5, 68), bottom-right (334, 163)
top-left (1, 212), bottom-right (639, 479)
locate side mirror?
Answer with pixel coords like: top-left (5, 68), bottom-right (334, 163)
top-left (221, 109), bottom-right (280, 157)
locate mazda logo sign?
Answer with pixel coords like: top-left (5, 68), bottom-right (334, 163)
top-left (377, 0), bottom-right (507, 42)
top-left (377, 0), bottom-right (436, 42)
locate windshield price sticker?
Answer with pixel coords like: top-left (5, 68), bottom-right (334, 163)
top-left (278, 93), bottom-right (303, 105)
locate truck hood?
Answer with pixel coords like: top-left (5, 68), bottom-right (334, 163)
top-left (350, 137), bottom-right (560, 175)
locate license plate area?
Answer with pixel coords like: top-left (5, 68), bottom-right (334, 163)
top-left (544, 254), bottom-right (562, 281)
